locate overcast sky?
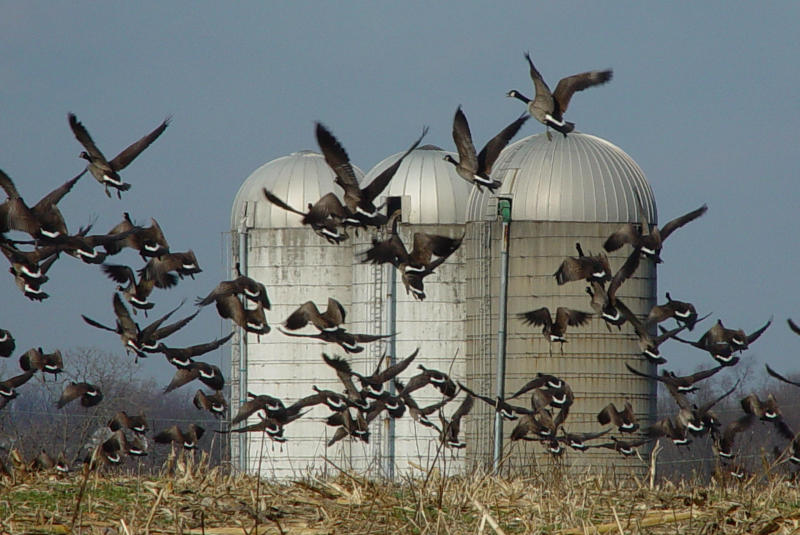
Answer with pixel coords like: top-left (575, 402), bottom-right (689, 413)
top-left (1, 2), bottom-right (798, 388)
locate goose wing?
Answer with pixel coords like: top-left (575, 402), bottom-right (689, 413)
top-left (108, 117), bottom-right (170, 171)
top-left (360, 127), bottom-right (427, 203)
top-left (524, 52), bottom-right (554, 114)
top-left (552, 69), bottom-right (613, 114)
top-left (451, 107), bottom-right (478, 172)
top-left (315, 123), bottom-right (361, 198)
top-left (658, 204), bottom-right (708, 241)
top-left (67, 113), bottom-right (108, 164)
top-left (476, 114), bottom-right (528, 175)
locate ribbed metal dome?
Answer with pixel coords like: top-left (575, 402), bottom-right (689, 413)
top-left (365, 145), bottom-right (473, 224)
top-left (466, 133), bottom-right (657, 224)
top-left (231, 150), bottom-right (364, 230)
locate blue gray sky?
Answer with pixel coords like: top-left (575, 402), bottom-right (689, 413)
top-left (1, 2), bottom-right (798, 384)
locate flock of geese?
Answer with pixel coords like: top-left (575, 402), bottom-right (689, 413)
top-left (1, 53), bottom-right (797, 480)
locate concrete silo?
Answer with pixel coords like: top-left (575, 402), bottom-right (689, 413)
top-left (463, 132), bottom-right (658, 474)
top-left (229, 150), bottom-right (364, 478)
top-left (348, 145), bottom-right (473, 477)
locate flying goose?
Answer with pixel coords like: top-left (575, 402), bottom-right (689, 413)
top-left (558, 427), bottom-right (611, 451)
top-left (616, 299), bottom-right (693, 364)
top-left (363, 210), bottom-right (463, 300)
top-left (213, 294), bottom-right (270, 336)
top-left (507, 373), bottom-right (565, 399)
top-left (457, 382), bottom-right (533, 422)
top-left (0, 169), bottom-right (41, 237)
top-left (283, 297), bottom-right (346, 333)
top-left (713, 414), bottom-right (755, 459)
top-left (394, 380), bottom-right (453, 428)
top-left (326, 405), bottom-right (384, 446)
top-left (1, 242), bottom-right (60, 300)
top-left (510, 412), bottom-right (555, 441)
top-left (139, 250), bottom-right (202, 288)
top-left (103, 213), bottom-right (170, 258)
top-left (671, 318), bottom-right (772, 365)
top-left (68, 113), bottom-right (170, 197)
top-left (101, 263), bottom-right (157, 314)
top-left (597, 401), bottom-right (639, 433)
top-left (19, 347), bottom-right (63, 377)
top-left (435, 393), bottom-right (474, 449)
top-left (231, 392), bottom-right (286, 426)
top-left (401, 364), bottom-right (459, 398)
top-left (164, 361), bottom-right (224, 393)
top-left (530, 384), bottom-right (575, 412)
top-left (193, 389), bottom-right (228, 418)
top-left (154, 424), bottom-right (204, 450)
top-left (29, 169), bottom-right (86, 239)
top-left (51, 223), bottom-right (140, 264)
top-left (351, 348), bottom-right (419, 399)
top-left (0, 329), bottom-right (14, 358)
top-left (108, 411), bottom-right (148, 434)
top-left (195, 263), bottom-right (270, 309)
top-left (280, 325), bottom-right (389, 353)
top-left (263, 189), bottom-right (349, 244)
top-left (646, 293), bottom-right (700, 331)
top-left (603, 203), bottom-right (708, 263)
top-left (506, 52), bottom-right (612, 138)
top-left (554, 243), bottom-right (612, 285)
top-left (57, 381), bottom-right (102, 408)
top-left (81, 294), bottom-right (189, 357)
top-left (322, 353), bottom-right (370, 410)
top-left (443, 107), bottom-right (528, 191)
top-left (741, 392), bottom-right (783, 422)
top-left (625, 363), bottom-right (723, 394)
top-left (584, 247), bottom-right (642, 329)
top-left (310, 385), bottom-right (360, 412)
top-left (0, 370), bottom-right (36, 406)
top-left (317, 123), bottom-right (427, 228)
top-left (588, 436), bottom-right (653, 457)
top-left (663, 379), bottom-right (741, 436)
top-left (517, 306), bottom-right (591, 347)
top-left (154, 332), bottom-right (234, 368)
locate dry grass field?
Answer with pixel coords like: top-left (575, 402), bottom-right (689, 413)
top-left (2, 451), bottom-right (800, 535)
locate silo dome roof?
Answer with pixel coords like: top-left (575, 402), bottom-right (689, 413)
top-left (366, 145), bottom-right (472, 224)
top-left (465, 133), bottom-right (657, 224)
top-left (231, 150), bottom-right (363, 230)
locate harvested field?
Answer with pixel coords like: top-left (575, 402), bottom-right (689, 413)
top-left (2, 454), bottom-right (800, 535)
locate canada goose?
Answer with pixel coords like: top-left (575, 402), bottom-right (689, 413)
top-left (401, 364), bottom-right (458, 398)
top-left (558, 427), bottom-right (611, 451)
top-left (597, 401), bottom-right (639, 433)
top-left (81, 294), bottom-right (183, 356)
top-left (510, 412), bottom-right (554, 441)
top-left (51, 223), bottom-right (140, 264)
top-left (68, 113), bottom-right (170, 197)
top-left (671, 318), bottom-right (771, 364)
top-left (321, 353), bottom-right (370, 410)
top-left (103, 213), bottom-right (170, 258)
top-left (589, 436), bottom-right (653, 457)
top-left (212, 294), bottom-right (270, 336)
top-left (1, 242), bottom-right (60, 300)
top-left (88, 430), bottom-right (127, 467)
top-left (57, 381), bottom-right (102, 408)
top-left (0, 169), bottom-right (41, 237)
top-left (584, 247), bottom-right (642, 330)
top-left (154, 424), bottom-right (204, 450)
top-left (443, 107), bottom-right (528, 191)
top-left (741, 392), bottom-right (783, 421)
top-left (435, 393), bottom-right (474, 448)
top-left (0, 370), bottom-right (36, 403)
top-left (164, 361), bottom-right (224, 393)
top-left (364, 213), bottom-right (463, 301)
top-left (19, 347), bottom-right (63, 377)
top-left (554, 243), bottom-right (612, 285)
top-left (193, 390), bottom-right (228, 418)
top-left (125, 434), bottom-right (149, 457)
top-left (603, 203), bottom-right (708, 263)
top-left (458, 382), bottom-right (533, 421)
top-left (625, 363), bottom-right (723, 394)
top-left (663, 379), bottom-right (740, 436)
top-left (0, 329), bottom-right (14, 357)
top-left (326, 406), bottom-right (383, 446)
top-left (139, 250), bottom-right (202, 288)
top-left (507, 52), bottom-right (612, 138)
top-left (30, 169), bottom-right (86, 239)
top-left (530, 384), bottom-right (575, 411)
top-left (317, 123), bottom-right (427, 228)
top-left (517, 306), bottom-right (591, 347)
top-left (107, 411), bottom-right (148, 434)
top-left (101, 263), bottom-right (157, 314)
top-left (263, 189), bottom-right (349, 244)
top-left (616, 299), bottom-right (693, 364)
top-left (352, 348), bottom-right (419, 399)
top-left (644, 415), bottom-right (692, 446)
top-left (155, 332), bottom-right (234, 368)
top-left (225, 415), bottom-right (294, 442)
top-left (31, 450), bottom-right (57, 471)
top-left (647, 293), bottom-right (699, 331)
top-left (231, 392), bottom-right (286, 426)
top-left (394, 380), bottom-right (453, 428)
top-left (713, 414), bottom-right (755, 459)
top-left (280, 326), bottom-right (389, 354)
top-left (196, 263), bottom-right (270, 309)
top-left (9, 254), bottom-right (58, 301)
top-left (310, 385), bottom-right (359, 412)
top-left (507, 373), bottom-right (565, 399)
top-left (283, 297), bottom-right (346, 333)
